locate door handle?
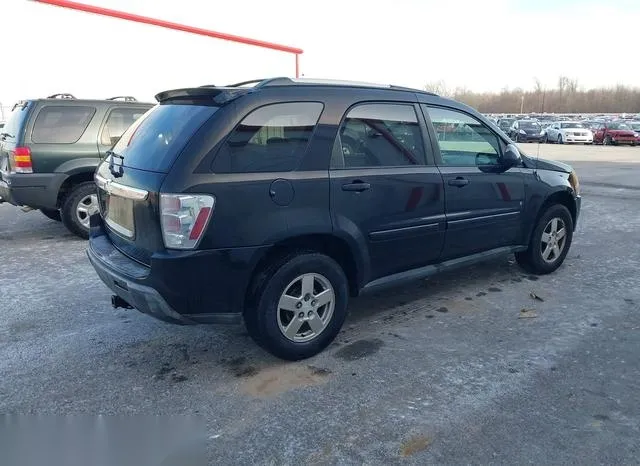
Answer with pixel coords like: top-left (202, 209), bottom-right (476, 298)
top-left (342, 181), bottom-right (371, 192)
top-left (448, 177), bottom-right (469, 187)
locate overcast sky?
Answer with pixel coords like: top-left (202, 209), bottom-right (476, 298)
top-left (2, 0), bottom-right (640, 108)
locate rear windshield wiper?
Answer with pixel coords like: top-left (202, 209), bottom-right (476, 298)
top-left (0, 132), bottom-right (14, 140)
top-left (106, 150), bottom-right (124, 178)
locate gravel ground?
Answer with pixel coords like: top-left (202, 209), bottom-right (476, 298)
top-left (0, 144), bottom-right (639, 465)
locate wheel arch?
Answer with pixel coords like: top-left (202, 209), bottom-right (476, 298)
top-left (245, 233), bottom-right (365, 312)
top-left (56, 171), bottom-right (96, 207)
top-left (533, 189), bottom-right (577, 235)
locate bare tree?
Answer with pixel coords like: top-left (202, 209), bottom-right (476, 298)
top-left (445, 77), bottom-right (640, 114)
top-left (424, 80), bottom-right (451, 97)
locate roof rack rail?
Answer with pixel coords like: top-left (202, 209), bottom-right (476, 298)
top-left (106, 96), bottom-right (137, 102)
top-left (47, 93), bottom-right (76, 99)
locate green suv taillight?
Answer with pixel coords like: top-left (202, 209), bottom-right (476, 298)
top-left (10, 147), bottom-right (33, 173)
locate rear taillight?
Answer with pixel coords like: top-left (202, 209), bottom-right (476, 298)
top-left (10, 147), bottom-right (33, 174)
top-left (160, 194), bottom-right (215, 249)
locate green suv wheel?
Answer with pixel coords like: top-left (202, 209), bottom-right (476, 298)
top-left (61, 182), bottom-right (99, 239)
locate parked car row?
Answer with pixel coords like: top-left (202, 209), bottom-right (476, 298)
top-left (490, 114), bottom-right (640, 146)
top-left (1, 79), bottom-right (582, 359)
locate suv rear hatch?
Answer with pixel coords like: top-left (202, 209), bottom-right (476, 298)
top-left (95, 102), bottom-right (220, 265)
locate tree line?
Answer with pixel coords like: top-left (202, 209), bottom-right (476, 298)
top-left (424, 77), bottom-right (640, 114)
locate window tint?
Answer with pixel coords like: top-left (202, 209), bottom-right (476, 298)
top-left (425, 106), bottom-right (501, 167)
top-left (31, 106), bottom-right (96, 144)
top-left (212, 102), bottom-right (323, 173)
top-left (112, 104), bottom-right (218, 173)
top-left (100, 108), bottom-right (148, 147)
top-left (334, 103), bottom-right (425, 169)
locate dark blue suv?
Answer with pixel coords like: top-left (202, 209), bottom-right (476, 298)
top-left (87, 78), bottom-right (581, 360)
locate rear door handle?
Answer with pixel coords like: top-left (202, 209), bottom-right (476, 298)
top-left (448, 177), bottom-right (469, 187)
top-left (342, 181), bottom-right (371, 192)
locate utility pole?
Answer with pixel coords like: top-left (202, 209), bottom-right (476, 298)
top-left (520, 95), bottom-right (525, 114)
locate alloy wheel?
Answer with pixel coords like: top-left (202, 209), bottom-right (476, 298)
top-left (76, 194), bottom-right (98, 229)
top-left (277, 273), bottom-right (335, 343)
top-left (540, 217), bottom-right (567, 264)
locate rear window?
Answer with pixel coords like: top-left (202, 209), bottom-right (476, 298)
top-left (113, 104), bottom-right (218, 173)
top-left (2, 103), bottom-right (32, 141)
top-left (31, 106), bottom-right (96, 143)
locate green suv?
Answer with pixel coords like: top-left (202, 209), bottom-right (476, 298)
top-left (0, 94), bottom-right (153, 238)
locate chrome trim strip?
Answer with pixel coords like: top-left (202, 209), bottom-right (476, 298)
top-left (94, 173), bottom-right (148, 201)
top-left (95, 173), bottom-right (108, 190)
top-left (105, 217), bottom-right (134, 239)
top-left (369, 222), bottom-right (440, 240)
top-left (447, 211), bottom-right (519, 225)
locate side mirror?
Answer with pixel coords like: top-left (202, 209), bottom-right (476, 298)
top-left (500, 144), bottom-right (521, 168)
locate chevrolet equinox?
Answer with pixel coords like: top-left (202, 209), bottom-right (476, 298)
top-left (87, 78), bottom-right (581, 360)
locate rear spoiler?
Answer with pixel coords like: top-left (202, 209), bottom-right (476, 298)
top-left (154, 87), bottom-right (250, 105)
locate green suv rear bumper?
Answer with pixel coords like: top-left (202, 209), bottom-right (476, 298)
top-left (0, 172), bottom-right (66, 210)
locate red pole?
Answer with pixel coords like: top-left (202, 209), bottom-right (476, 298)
top-left (31, 0), bottom-right (304, 60)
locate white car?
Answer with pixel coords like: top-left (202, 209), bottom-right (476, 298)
top-left (544, 121), bottom-right (593, 144)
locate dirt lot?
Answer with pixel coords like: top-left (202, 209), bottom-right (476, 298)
top-left (1, 144), bottom-right (639, 464)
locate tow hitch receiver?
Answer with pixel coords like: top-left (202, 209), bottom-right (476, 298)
top-left (111, 295), bottom-right (133, 310)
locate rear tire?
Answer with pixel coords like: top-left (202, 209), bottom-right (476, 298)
top-left (515, 204), bottom-right (573, 275)
top-left (61, 182), bottom-right (98, 239)
top-left (40, 209), bottom-right (61, 222)
top-left (244, 252), bottom-right (349, 360)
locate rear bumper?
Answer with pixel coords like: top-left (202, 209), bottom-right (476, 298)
top-left (86, 215), bottom-right (268, 325)
top-left (0, 171), bottom-right (66, 209)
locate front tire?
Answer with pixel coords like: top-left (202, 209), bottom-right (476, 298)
top-left (516, 204), bottom-right (573, 275)
top-left (557, 134), bottom-right (563, 144)
top-left (40, 208), bottom-right (61, 222)
top-left (245, 252), bottom-right (349, 360)
top-left (61, 182), bottom-right (98, 239)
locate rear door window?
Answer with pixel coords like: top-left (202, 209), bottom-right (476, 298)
top-left (31, 106), bottom-right (96, 144)
top-left (211, 102), bottom-right (324, 173)
top-left (99, 107), bottom-right (149, 147)
top-left (112, 104), bottom-right (218, 173)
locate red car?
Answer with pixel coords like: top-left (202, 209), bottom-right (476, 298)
top-left (592, 121), bottom-right (638, 146)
